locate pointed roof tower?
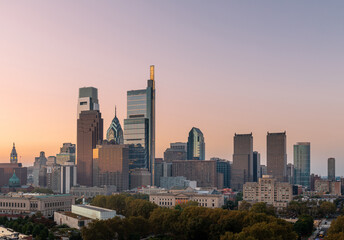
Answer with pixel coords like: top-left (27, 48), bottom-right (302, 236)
top-left (10, 143), bottom-right (18, 164)
top-left (106, 106), bottom-right (124, 144)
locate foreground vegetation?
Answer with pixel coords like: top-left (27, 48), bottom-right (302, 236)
top-left (84, 194), bottom-right (298, 240)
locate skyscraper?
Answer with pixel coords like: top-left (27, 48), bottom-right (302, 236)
top-left (124, 66), bottom-right (155, 184)
top-left (106, 107), bottom-right (124, 144)
top-left (267, 132), bottom-right (287, 182)
top-left (231, 133), bottom-right (253, 190)
top-left (253, 151), bottom-right (260, 182)
top-left (293, 142), bottom-right (310, 188)
top-left (328, 158), bottom-right (335, 181)
top-left (164, 142), bottom-right (187, 162)
top-left (187, 127), bottom-right (205, 160)
top-left (77, 87), bottom-right (103, 187)
top-left (10, 143), bottom-right (18, 164)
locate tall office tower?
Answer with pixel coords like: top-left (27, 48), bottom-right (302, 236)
top-left (10, 143), bottom-right (18, 164)
top-left (293, 142), bottom-right (310, 188)
top-left (60, 162), bottom-right (77, 194)
top-left (77, 87), bottom-right (99, 117)
top-left (328, 158), bottom-right (336, 181)
top-left (164, 142), bottom-right (187, 162)
top-left (231, 133), bottom-right (253, 190)
top-left (286, 163), bottom-right (294, 185)
top-left (124, 66), bottom-right (155, 184)
top-left (106, 107), bottom-right (124, 144)
top-left (77, 110), bottom-right (103, 186)
top-left (216, 160), bottom-right (231, 188)
top-left (253, 151), bottom-right (261, 182)
top-left (187, 127), bottom-right (205, 160)
top-left (56, 143), bottom-right (76, 165)
top-left (267, 132), bottom-right (287, 182)
top-left (92, 143), bottom-right (129, 191)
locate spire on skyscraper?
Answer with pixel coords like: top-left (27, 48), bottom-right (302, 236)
top-left (106, 107), bottom-right (124, 144)
top-left (10, 142), bottom-right (18, 164)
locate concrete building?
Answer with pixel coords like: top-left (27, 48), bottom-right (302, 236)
top-left (0, 193), bottom-right (75, 217)
top-left (92, 143), bottom-right (129, 191)
top-left (314, 179), bottom-right (341, 196)
top-left (243, 175), bottom-right (293, 208)
top-left (164, 142), bottom-right (187, 162)
top-left (328, 158), bottom-right (335, 181)
top-left (154, 160), bottom-right (172, 187)
top-left (187, 127), bottom-right (205, 160)
top-left (54, 204), bottom-right (122, 230)
top-left (287, 163), bottom-right (294, 185)
top-left (231, 133), bottom-right (253, 190)
top-left (0, 163), bottom-right (27, 188)
top-left (260, 165), bottom-right (267, 177)
top-left (160, 176), bottom-right (196, 190)
top-left (310, 174), bottom-right (321, 191)
top-left (77, 110), bottom-right (103, 187)
top-left (267, 132), bottom-right (287, 182)
top-left (130, 168), bottom-right (151, 189)
top-left (124, 66), bottom-right (156, 185)
top-left (172, 160), bottom-right (218, 188)
top-left (56, 143), bottom-right (76, 165)
top-left (293, 142), bottom-right (310, 188)
top-left (150, 191), bottom-right (224, 208)
top-left (70, 185), bottom-right (117, 198)
top-left (60, 162), bottom-right (77, 194)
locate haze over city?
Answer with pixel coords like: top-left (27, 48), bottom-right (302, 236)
top-left (0, 1), bottom-right (343, 176)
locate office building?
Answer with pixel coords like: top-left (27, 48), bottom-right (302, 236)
top-left (267, 132), bottom-right (287, 182)
top-left (187, 127), bottom-right (205, 160)
top-left (216, 160), bottom-right (231, 188)
top-left (286, 163), bottom-right (294, 185)
top-left (10, 143), bottom-right (18, 164)
top-left (328, 158), bottom-right (335, 181)
top-left (160, 176), bottom-right (196, 190)
top-left (243, 175), bottom-right (293, 209)
top-left (231, 133), bottom-right (253, 190)
top-left (92, 143), bottom-right (129, 191)
top-left (124, 66), bottom-right (156, 185)
top-left (56, 143), bottom-right (76, 165)
top-left (260, 165), bottom-right (267, 177)
top-left (253, 151), bottom-right (260, 182)
top-left (77, 110), bottom-right (103, 187)
top-left (130, 168), bottom-right (151, 189)
top-left (164, 142), bottom-right (187, 162)
top-left (106, 107), bottom-right (124, 144)
top-left (61, 162), bottom-right (77, 194)
top-left (172, 160), bottom-right (217, 188)
top-left (293, 142), bottom-right (310, 188)
top-left (77, 87), bottom-right (99, 117)
top-left (154, 160), bottom-right (172, 187)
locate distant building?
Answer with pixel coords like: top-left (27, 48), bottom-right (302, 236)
top-left (130, 168), bottom-right (151, 189)
top-left (314, 179), bottom-right (341, 196)
top-left (293, 142), bottom-right (310, 188)
top-left (260, 165), bottom-right (267, 177)
top-left (70, 185), bottom-right (117, 198)
top-left (231, 133), bottom-right (253, 190)
top-left (267, 132), bottom-right (287, 182)
top-left (61, 162), bottom-right (77, 194)
top-left (160, 176), bottom-right (196, 190)
top-left (106, 107), bottom-right (124, 144)
top-left (328, 158), bottom-right (335, 181)
top-left (0, 163), bottom-right (27, 187)
top-left (47, 156), bottom-right (57, 166)
top-left (150, 191), bottom-right (224, 208)
top-left (92, 143), bottom-right (129, 191)
top-left (164, 142), bottom-right (187, 162)
top-left (187, 128), bottom-right (205, 160)
top-left (56, 143), bottom-right (76, 165)
top-left (243, 175), bottom-right (293, 209)
top-left (216, 160), bottom-right (231, 188)
top-left (77, 87), bottom-right (99, 117)
top-left (253, 151), bottom-right (260, 182)
top-left (154, 160), bottom-right (172, 187)
top-left (0, 192), bottom-right (75, 217)
top-left (10, 143), bottom-right (18, 164)
top-left (287, 163), bottom-right (294, 185)
top-left (172, 160), bottom-right (218, 188)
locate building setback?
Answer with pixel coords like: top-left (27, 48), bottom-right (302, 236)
top-left (267, 132), bottom-right (287, 182)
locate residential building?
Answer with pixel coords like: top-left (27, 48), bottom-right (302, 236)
top-left (243, 175), bottom-right (293, 208)
top-left (293, 142), bottom-right (310, 188)
top-left (231, 133), bottom-right (253, 190)
top-left (267, 132), bottom-right (287, 182)
top-left (310, 173), bottom-right (321, 191)
top-left (314, 179), bottom-right (341, 196)
top-left (124, 66), bottom-right (156, 185)
top-left (187, 127), bottom-right (205, 160)
top-left (328, 158), bottom-right (335, 181)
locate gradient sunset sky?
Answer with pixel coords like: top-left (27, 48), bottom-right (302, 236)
top-left (0, 1), bottom-right (343, 176)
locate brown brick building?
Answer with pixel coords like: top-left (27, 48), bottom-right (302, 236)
top-left (267, 132), bottom-right (287, 182)
top-left (0, 163), bottom-right (27, 187)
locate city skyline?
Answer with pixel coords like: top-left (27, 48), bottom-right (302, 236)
top-left (0, 1), bottom-right (344, 176)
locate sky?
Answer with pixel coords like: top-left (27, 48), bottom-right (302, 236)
top-left (0, 1), bottom-right (343, 176)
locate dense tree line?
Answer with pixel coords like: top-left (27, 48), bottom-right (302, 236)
top-left (281, 200), bottom-right (336, 218)
top-left (326, 216), bottom-right (344, 240)
top-left (85, 196), bottom-right (298, 240)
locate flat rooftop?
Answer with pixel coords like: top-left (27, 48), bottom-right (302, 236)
top-left (74, 205), bottom-right (115, 212)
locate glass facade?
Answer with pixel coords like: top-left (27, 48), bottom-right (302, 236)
top-left (293, 142), bottom-right (310, 189)
top-left (187, 127), bottom-right (205, 160)
top-left (216, 160), bottom-right (231, 188)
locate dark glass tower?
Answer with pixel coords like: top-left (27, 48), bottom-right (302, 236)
top-left (267, 132), bottom-right (287, 182)
top-left (187, 127), bottom-right (205, 160)
top-left (328, 158), bottom-right (335, 181)
top-left (293, 142), bottom-right (310, 188)
top-left (10, 143), bottom-right (18, 164)
top-left (124, 66), bottom-right (156, 185)
top-left (106, 107), bottom-right (124, 144)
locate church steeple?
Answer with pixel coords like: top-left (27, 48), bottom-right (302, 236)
top-left (10, 143), bottom-right (18, 164)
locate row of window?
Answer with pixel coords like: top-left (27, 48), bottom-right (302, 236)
top-left (0, 202), bottom-right (26, 208)
top-left (44, 201), bottom-right (67, 208)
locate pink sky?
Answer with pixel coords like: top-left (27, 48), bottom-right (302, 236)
top-left (0, 1), bottom-right (343, 176)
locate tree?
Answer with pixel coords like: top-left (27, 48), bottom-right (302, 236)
top-left (320, 201), bottom-right (336, 217)
top-left (326, 216), bottom-right (344, 240)
top-left (293, 215), bottom-right (314, 238)
top-left (250, 202), bottom-right (275, 216)
top-left (238, 201), bottom-right (251, 211)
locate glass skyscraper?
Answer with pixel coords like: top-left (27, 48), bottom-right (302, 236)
top-left (187, 127), bottom-right (205, 160)
top-left (293, 142), bottom-right (310, 188)
top-left (124, 66), bottom-right (155, 184)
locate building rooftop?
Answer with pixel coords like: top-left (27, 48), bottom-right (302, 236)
top-left (74, 204), bottom-right (115, 212)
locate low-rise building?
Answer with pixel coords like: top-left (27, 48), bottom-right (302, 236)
top-left (70, 185), bottom-right (117, 198)
top-left (54, 204), bottom-right (123, 230)
top-left (149, 191), bottom-right (224, 208)
top-left (0, 192), bottom-right (75, 217)
top-left (314, 180), bottom-right (341, 196)
top-left (243, 175), bottom-right (293, 208)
